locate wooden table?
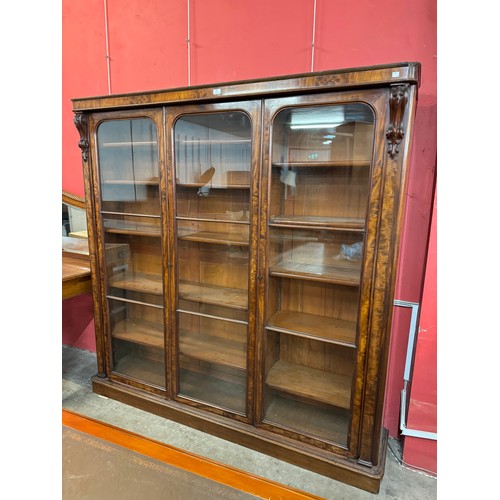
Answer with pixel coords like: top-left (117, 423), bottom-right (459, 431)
top-left (62, 236), bottom-right (92, 299)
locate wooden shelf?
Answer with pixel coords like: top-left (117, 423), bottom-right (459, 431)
top-left (110, 271), bottom-right (163, 295)
top-left (266, 360), bottom-right (352, 409)
top-left (179, 367), bottom-right (246, 414)
top-left (269, 261), bottom-right (360, 286)
top-left (176, 139), bottom-right (251, 144)
top-left (177, 215), bottom-right (249, 224)
top-left (273, 160), bottom-right (371, 168)
top-left (267, 310), bottom-right (356, 347)
top-left (112, 319), bottom-right (164, 348)
top-left (179, 281), bottom-right (248, 310)
top-left (176, 182), bottom-right (250, 189)
top-left (100, 141), bottom-right (157, 147)
top-left (264, 394), bottom-right (349, 445)
top-left (103, 219), bottom-right (161, 236)
top-left (102, 179), bottom-right (159, 185)
top-left (178, 230), bottom-right (249, 246)
top-left (270, 216), bottom-right (365, 231)
top-left (180, 332), bottom-right (246, 370)
top-left (113, 355), bottom-right (165, 388)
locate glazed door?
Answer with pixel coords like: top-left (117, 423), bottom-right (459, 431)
top-left (258, 91), bottom-right (387, 455)
top-left (166, 101), bottom-right (261, 422)
top-left (91, 109), bottom-right (168, 393)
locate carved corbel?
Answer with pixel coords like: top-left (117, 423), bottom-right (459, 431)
top-left (74, 112), bottom-right (90, 162)
top-left (386, 84), bottom-right (409, 159)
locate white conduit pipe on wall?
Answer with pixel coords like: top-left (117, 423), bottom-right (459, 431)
top-left (393, 299), bottom-right (437, 441)
top-left (104, 0), bottom-right (112, 94)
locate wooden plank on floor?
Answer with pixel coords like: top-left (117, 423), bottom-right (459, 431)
top-left (62, 409), bottom-right (325, 500)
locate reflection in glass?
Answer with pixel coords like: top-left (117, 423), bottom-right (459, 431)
top-left (173, 112), bottom-right (252, 414)
top-left (174, 113), bottom-right (251, 187)
top-left (268, 228), bottom-right (364, 286)
top-left (104, 228), bottom-right (165, 388)
top-left (270, 104), bottom-right (374, 225)
top-left (97, 117), bottom-right (165, 388)
top-left (178, 311), bottom-right (247, 413)
top-left (263, 103), bottom-right (374, 446)
top-left (108, 297), bottom-right (165, 387)
top-left (62, 202), bottom-right (87, 238)
top-left (97, 118), bottom-right (160, 215)
top-left (103, 214), bottom-right (161, 237)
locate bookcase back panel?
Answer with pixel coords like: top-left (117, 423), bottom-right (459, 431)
top-left (178, 242), bottom-right (249, 292)
top-left (277, 280), bottom-right (360, 324)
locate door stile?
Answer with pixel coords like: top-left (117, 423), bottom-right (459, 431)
top-left (357, 85), bottom-right (418, 466)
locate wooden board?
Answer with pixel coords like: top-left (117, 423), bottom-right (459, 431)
top-left (62, 255), bottom-right (92, 299)
top-left (180, 331), bottom-right (246, 370)
top-left (104, 219), bottom-right (161, 236)
top-left (113, 354), bottom-right (166, 388)
top-left (110, 272), bottom-right (163, 295)
top-left (179, 282), bottom-right (248, 310)
top-left (266, 360), bottom-right (352, 409)
top-left (102, 178), bottom-right (159, 185)
top-left (269, 261), bottom-right (360, 286)
top-left (178, 231), bottom-right (249, 246)
top-left (273, 160), bottom-right (371, 168)
top-left (62, 236), bottom-right (90, 255)
top-left (112, 319), bottom-right (164, 348)
top-left (179, 368), bottom-right (246, 414)
top-left (63, 409), bottom-right (322, 500)
top-left (264, 394), bottom-right (349, 445)
top-left (267, 310), bottom-right (356, 347)
top-left (177, 183), bottom-right (250, 189)
top-left (270, 216), bottom-right (365, 231)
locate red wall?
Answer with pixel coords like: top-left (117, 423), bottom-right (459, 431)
top-left (63, 0), bottom-right (437, 200)
top-left (62, 0), bottom-right (437, 471)
top-left (403, 190), bottom-right (437, 473)
top-left (62, 294), bottom-right (96, 352)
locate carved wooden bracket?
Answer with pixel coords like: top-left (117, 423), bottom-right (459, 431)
top-left (386, 84), bottom-right (409, 159)
top-left (74, 113), bottom-right (90, 162)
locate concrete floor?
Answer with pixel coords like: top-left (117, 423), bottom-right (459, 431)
top-left (62, 345), bottom-right (437, 500)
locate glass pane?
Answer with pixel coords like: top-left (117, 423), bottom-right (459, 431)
top-left (97, 117), bottom-right (164, 388)
top-left (173, 111), bottom-right (252, 414)
top-left (263, 103), bottom-right (373, 446)
top-left (176, 184), bottom-right (250, 222)
top-left (266, 278), bottom-right (359, 346)
top-left (178, 311), bottom-right (247, 413)
top-left (62, 202), bottom-right (87, 238)
top-left (103, 218), bottom-right (165, 388)
top-left (97, 118), bottom-right (160, 215)
top-left (174, 113), bottom-right (251, 187)
top-left (268, 228), bottom-right (364, 285)
top-left (178, 219), bottom-right (249, 248)
top-left (108, 298), bottom-right (165, 388)
top-left (263, 332), bottom-right (354, 445)
top-left (103, 213), bottom-right (161, 238)
top-left (104, 231), bottom-right (163, 298)
top-left (177, 240), bottom-right (249, 311)
top-left (263, 277), bottom-right (359, 446)
top-left (270, 104), bottom-right (374, 226)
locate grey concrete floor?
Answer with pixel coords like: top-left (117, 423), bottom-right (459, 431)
top-left (62, 345), bottom-right (437, 500)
